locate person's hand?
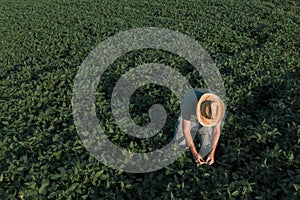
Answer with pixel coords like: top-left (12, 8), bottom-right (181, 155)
top-left (205, 153), bottom-right (215, 165)
top-left (193, 153), bottom-right (206, 164)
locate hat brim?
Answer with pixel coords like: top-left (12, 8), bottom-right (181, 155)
top-left (196, 93), bottom-right (225, 127)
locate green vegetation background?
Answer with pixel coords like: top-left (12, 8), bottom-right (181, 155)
top-left (0, 0), bottom-right (299, 199)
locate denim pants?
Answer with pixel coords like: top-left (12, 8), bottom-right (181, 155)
top-left (174, 114), bottom-right (213, 157)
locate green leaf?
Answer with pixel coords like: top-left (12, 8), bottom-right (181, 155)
top-left (100, 174), bottom-right (108, 181)
top-left (66, 183), bottom-right (80, 193)
top-left (293, 184), bottom-right (300, 191)
top-left (232, 190), bottom-right (240, 197)
top-left (288, 152), bottom-right (294, 162)
top-left (125, 184), bottom-right (132, 189)
top-left (129, 141), bottom-right (134, 148)
top-left (1, 121), bottom-right (9, 125)
top-left (38, 178), bottom-right (50, 195)
top-left (177, 170), bottom-right (184, 175)
top-left (81, 131), bottom-right (89, 137)
top-left (92, 170), bottom-right (104, 184)
top-left (50, 174), bottom-right (61, 180)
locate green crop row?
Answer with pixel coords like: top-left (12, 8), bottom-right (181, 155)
top-left (0, 0), bottom-right (299, 199)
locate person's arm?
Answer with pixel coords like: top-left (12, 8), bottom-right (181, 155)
top-left (183, 119), bottom-right (205, 164)
top-left (205, 121), bottom-right (221, 165)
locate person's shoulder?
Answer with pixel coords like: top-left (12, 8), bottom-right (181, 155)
top-left (183, 88), bottom-right (216, 103)
top-left (193, 88), bottom-right (212, 94)
top-left (192, 88), bottom-right (209, 99)
top-left (194, 88), bottom-right (219, 97)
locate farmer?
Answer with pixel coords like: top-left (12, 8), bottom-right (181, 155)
top-left (174, 88), bottom-right (225, 165)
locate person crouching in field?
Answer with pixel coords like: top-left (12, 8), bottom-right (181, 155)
top-left (174, 88), bottom-right (225, 165)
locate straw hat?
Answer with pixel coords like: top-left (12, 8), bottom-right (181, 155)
top-left (196, 93), bottom-right (225, 127)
